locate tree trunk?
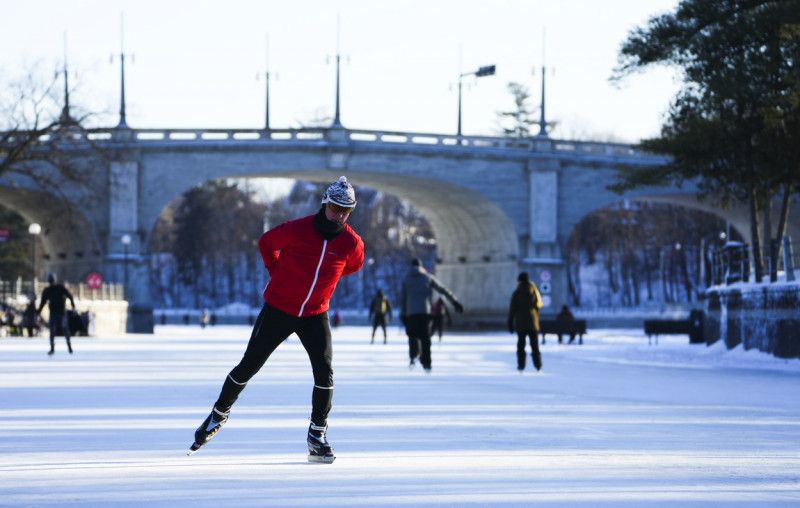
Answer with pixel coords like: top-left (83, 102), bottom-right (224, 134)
top-left (748, 184), bottom-right (764, 283)
top-left (680, 248), bottom-right (692, 302)
top-left (764, 188), bottom-right (774, 282)
top-left (774, 182), bottom-right (792, 280)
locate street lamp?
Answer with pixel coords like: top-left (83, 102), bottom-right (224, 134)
top-left (368, 257), bottom-right (376, 294)
top-left (457, 64), bottom-right (496, 137)
top-left (28, 223), bottom-right (41, 292)
top-left (699, 231), bottom-right (726, 290)
top-left (121, 234), bottom-right (131, 300)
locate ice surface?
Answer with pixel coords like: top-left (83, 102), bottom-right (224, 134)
top-left (1, 325), bottom-right (798, 507)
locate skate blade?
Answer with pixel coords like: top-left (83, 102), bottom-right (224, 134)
top-left (308, 454), bottom-right (335, 464)
top-left (187, 443), bottom-right (201, 456)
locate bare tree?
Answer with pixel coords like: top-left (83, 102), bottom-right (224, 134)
top-left (0, 65), bottom-right (108, 213)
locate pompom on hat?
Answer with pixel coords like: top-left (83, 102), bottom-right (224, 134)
top-left (321, 176), bottom-right (357, 208)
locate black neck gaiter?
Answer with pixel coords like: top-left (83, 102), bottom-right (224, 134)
top-left (313, 207), bottom-right (345, 240)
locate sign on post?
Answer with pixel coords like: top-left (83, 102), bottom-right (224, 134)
top-left (86, 272), bottom-right (103, 290)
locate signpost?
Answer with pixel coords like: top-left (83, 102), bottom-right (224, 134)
top-left (86, 272), bottom-right (103, 290)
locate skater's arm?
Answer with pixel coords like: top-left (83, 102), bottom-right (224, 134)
top-left (430, 277), bottom-right (463, 313)
top-left (36, 289), bottom-right (48, 315)
top-left (258, 222), bottom-right (292, 275)
top-left (64, 287), bottom-right (76, 310)
top-left (341, 235), bottom-right (365, 277)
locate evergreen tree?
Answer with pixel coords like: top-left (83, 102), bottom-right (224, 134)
top-left (497, 82), bottom-right (538, 138)
top-left (610, 0), bottom-right (800, 282)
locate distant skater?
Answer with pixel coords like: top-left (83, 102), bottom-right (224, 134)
top-left (368, 290), bottom-right (393, 344)
top-left (37, 273), bottom-right (76, 355)
top-left (400, 258), bottom-right (463, 372)
top-left (508, 272), bottom-right (542, 372)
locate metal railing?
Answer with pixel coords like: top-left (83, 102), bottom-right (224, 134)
top-left (709, 237), bottom-right (798, 286)
top-left (3, 125), bottom-right (662, 161)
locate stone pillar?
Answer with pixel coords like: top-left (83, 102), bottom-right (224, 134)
top-left (109, 159), bottom-right (153, 333)
top-left (525, 159), bottom-right (566, 315)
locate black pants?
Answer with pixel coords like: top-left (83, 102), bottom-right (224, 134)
top-left (517, 330), bottom-right (541, 370)
top-left (48, 311), bottom-right (72, 351)
top-left (371, 314), bottom-right (388, 342)
top-left (213, 303), bottom-right (334, 425)
top-left (405, 314), bottom-right (433, 369)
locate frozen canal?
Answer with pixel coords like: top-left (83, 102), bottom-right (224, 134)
top-left (1, 324), bottom-right (799, 507)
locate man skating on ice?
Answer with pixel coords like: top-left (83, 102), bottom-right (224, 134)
top-left (190, 176), bottom-right (364, 463)
top-left (37, 273), bottom-right (76, 355)
top-left (400, 258), bottom-right (463, 371)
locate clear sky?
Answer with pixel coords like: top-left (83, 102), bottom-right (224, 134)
top-left (1, 0), bottom-right (683, 143)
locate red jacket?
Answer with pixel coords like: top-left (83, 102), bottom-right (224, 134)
top-left (259, 214), bottom-right (364, 317)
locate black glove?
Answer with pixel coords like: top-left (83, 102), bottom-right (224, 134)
top-left (508, 319), bottom-right (515, 334)
top-left (453, 301), bottom-right (464, 314)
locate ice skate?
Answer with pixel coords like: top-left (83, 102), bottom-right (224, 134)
top-left (187, 407), bottom-right (229, 455)
top-left (307, 421), bottom-right (335, 463)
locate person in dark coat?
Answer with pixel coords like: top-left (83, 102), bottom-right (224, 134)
top-left (556, 305), bottom-right (577, 344)
top-left (368, 290), bottom-right (393, 344)
top-left (400, 258), bottom-right (464, 371)
top-left (431, 297), bottom-right (451, 343)
top-left (37, 272), bottom-right (76, 355)
top-left (508, 272), bottom-right (542, 371)
top-left (23, 298), bottom-right (39, 337)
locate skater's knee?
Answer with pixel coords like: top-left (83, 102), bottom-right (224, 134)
top-left (310, 360), bottom-right (333, 386)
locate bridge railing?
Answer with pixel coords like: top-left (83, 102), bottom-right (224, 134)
top-left (3, 126), bottom-right (660, 160)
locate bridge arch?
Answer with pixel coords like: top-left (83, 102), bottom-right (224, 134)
top-left (140, 164), bottom-right (521, 315)
top-left (0, 185), bottom-right (101, 283)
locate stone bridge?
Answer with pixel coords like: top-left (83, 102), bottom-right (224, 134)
top-left (3, 125), bottom-right (788, 332)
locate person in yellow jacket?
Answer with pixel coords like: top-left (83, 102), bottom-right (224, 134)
top-left (507, 272), bottom-right (542, 371)
top-left (368, 290), bottom-right (393, 344)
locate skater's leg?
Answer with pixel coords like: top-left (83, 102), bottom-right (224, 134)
top-left (406, 315), bottom-right (429, 368)
top-left (419, 333), bottom-right (432, 370)
top-left (516, 332), bottom-right (526, 370)
top-left (530, 332), bottom-right (542, 371)
top-left (64, 315), bottom-right (73, 353)
top-left (47, 313), bottom-right (58, 355)
top-left (216, 304), bottom-right (293, 411)
top-left (408, 333), bottom-right (419, 364)
top-left (296, 312), bottom-right (334, 426)
top-left (192, 304), bottom-right (294, 452)
top-left (296, 313), bottom-right (337, 462)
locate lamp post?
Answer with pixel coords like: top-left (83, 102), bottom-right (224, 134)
top-left (457, 64), bottom-right (496, 137)
top-left (368, 257), bottom-right (376, 295)
top-left (28, 223), bottom-right (41, 293)
top-left (699, 231), bottom-right (726, 290)
top-left (121, 234), bottom-right (131, 300)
